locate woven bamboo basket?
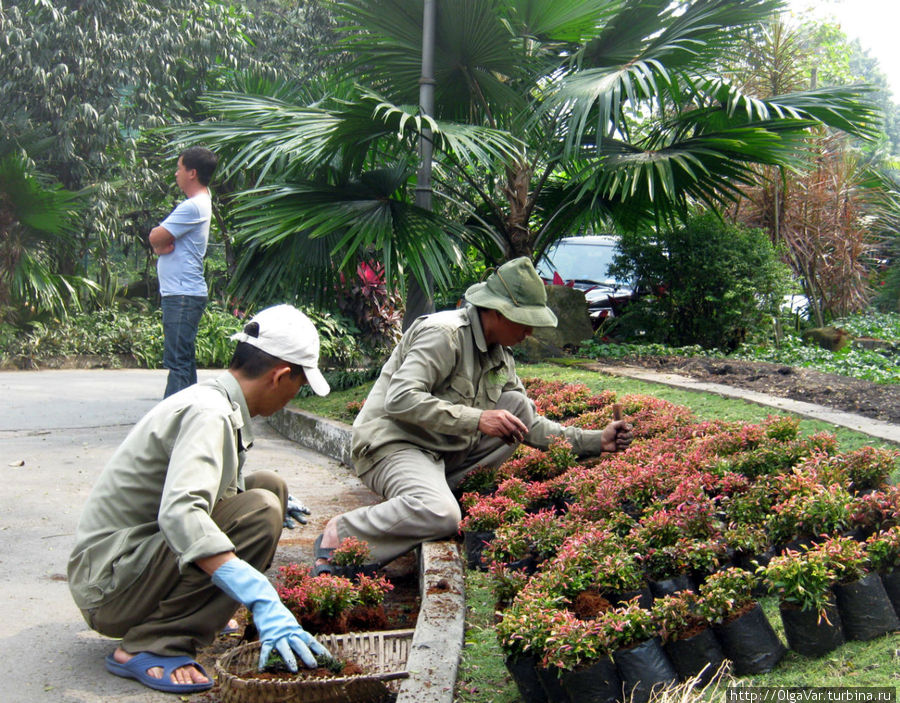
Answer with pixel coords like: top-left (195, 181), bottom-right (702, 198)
top-left (215, 629), bottom-right (414, 703)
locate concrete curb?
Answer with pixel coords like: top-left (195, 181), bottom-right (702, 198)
top-left (268, 406), bottom-right (466, 703)
top-left (269, 406), bottom-right (353, 465)
top-left (587, 363), bottom-right (900, 445)
top-left (396, 541), bottom-right (467, 703)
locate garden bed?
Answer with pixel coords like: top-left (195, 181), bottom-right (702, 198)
top-left (454, 376), bottom-right (900, 700)
top-left (591, 356), bottom-right (900, 424)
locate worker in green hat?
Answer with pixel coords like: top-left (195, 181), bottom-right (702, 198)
top-left (312, 257), bottom-right (633, 572)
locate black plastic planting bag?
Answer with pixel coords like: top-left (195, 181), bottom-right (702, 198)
top-left (613, 637), bottom-right (678, 703)
top-left (713, 602), bottom-right (786, 675)
top-left (649, 574), bottom-right (696, 598)
top-left (878, 569), bottom-right (900, 617)
top-left (663, 627), bottom-right (725, 686)
top-left (505, 653), bottom-right (548, 703)
top-left (779, 601), bottom-right (845, 657)
top-left (561, 657), bottom-right (621, 703)
top-left (536, 664), bottom-right (569, 703)
top-left (833, 573), bottom-right (900, 641)
top-left (463, 530), bottom-right (494, 571)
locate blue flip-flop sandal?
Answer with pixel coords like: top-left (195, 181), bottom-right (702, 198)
top-left (104, 652), bottom-right (213, 693)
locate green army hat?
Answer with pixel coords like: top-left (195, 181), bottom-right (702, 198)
top-left (464, 256), bottom-right (558, 328)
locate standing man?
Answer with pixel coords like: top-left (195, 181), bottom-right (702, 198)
top-left (68, 304), bottom-right (331, 694)
top-left (149, 146), bottom-right (218, 398)
top-left (313, 257), bottom-right (633, 572)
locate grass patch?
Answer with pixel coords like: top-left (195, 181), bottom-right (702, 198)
top-left (291, 380), bottom-right (375, 424)
top-left (455, 570), bottom-right (521, 703)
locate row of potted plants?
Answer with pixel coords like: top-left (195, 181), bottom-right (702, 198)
top-left (456, 378), bottom-right (899, 702)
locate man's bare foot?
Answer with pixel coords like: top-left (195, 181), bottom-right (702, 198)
top-left (315, 518), bottom-right (340, 568)
top-left (112, 647), bottom-right (210, 685)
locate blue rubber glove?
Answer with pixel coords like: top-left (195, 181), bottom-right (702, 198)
top-left (284, 494), bottom-right (311, 529)
top-left (211, 558), bottom-right (329, 671)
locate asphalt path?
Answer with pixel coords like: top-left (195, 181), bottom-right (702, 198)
top-left (0, 368), bottom-right (369, 703)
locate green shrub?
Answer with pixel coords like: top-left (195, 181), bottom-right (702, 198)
top-left (610, 212), bottom-right (791, 350)
top-left (0, 300), bottom-right (363, 370)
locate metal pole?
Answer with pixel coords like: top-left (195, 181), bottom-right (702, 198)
top-left (402, 0), bottom-right (437, 330)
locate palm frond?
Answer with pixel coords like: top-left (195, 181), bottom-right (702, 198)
top-left (569, 125), bottom-right (814, 227)
top-left (505, 0), bottom-right (626, 44)
top-left (335, 0), bottom-right (529, 120)
top-left (227, 164), bottom-right (467, 302)
top-left (549, 0), bottom-right (787, 147)
top-left (685, 79), bottom-right (881, 140)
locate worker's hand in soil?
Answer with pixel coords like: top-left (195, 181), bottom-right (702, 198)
top-left (212, 558), bottom-right (330, 671)
top-left (600, 420), bottom-right (633, 453)
top-left (478, 408), bottom-right (528, 445)
top-left (284, 494), bottom-right (311, 528)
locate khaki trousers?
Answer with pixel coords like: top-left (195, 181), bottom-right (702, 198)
top-left (82, 470), bottom-right (287, 657)
top-left (339, 391), bottom-right (533, 565)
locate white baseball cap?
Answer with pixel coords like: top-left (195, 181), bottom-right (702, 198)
top-left (230, 304), bottom-right (330, 396)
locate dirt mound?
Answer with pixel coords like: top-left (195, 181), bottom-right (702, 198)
top-left (595, 356), bottom-right (900, 425)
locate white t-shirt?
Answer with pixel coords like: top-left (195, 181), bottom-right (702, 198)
top-left (156, 191), bottom-right (211, 297)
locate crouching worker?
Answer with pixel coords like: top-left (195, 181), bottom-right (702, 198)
top-left (313, 257), bottom-right (633, 574)
top-left (68, 304), bottom-right (332, 694)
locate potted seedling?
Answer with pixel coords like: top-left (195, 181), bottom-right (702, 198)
top-left (766, 484), bottom-right (852, 553)
top-left (458, 494), bottom-right (526, 570)
top-left (603, 602), bottom-right (678, 703)
top-left (650, 590), bottom-right (725, 686)
top-left (543, 613), bottom-right (621, 703)
top-left (816, 534), bottom-right (900, 641)
top-left (331, 536), bottom-right (377, 580)
top-left (865, 526), bottom-right (900, 614)
top-left (496, 589), bottom-right (567, 703)
top-left (698, 567), bottom-right (786, 675)
top-left (761, 548), bottom-right (844, 657)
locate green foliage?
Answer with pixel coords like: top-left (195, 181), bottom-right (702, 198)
top-left (178, 0), bottom-right (878, 316)
top-left (0, 0), bottom-right (341, 308)
top-left (0, 0), bottom-right (258, 277)
top-left (762, 549), bottom-right (839, 615)
top-left (580, 310), bottom-right (900, 385)
top-left (0, 153), bottom-right (95, 323)
top-left (1, 301), bottom-right (225, 369)
top-left (610, 213), bottom-right (792, 350)
top-left (735, 334), bottom-right (899, 384)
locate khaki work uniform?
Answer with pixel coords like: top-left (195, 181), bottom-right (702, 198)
top-left (345, 305), bottom-right (608, 564)
top-left (68, 373), bottom-right (287, 656)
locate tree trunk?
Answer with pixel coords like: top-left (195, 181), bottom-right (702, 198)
top-left (504, 160), bottom-right (533, 260)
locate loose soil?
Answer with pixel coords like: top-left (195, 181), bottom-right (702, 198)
top-left (591, 356), bottom-right (900, 425)
top-left (239, 659), bottom-right (366, 681)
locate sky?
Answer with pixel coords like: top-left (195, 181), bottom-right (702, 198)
top-left (789, 0), bottom-right (900, 97)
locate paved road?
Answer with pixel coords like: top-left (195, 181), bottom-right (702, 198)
top-left (0, 369), bottom-right (373, 703)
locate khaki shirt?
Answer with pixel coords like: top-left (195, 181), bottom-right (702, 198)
top-left (351, 305), bottom-right (607, 475)
top-left (67, 372), bottom-right (252, 610)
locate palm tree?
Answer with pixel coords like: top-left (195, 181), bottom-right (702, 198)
top-left (0, 154), bottom-right (93, 324)
top-left (175, 0), bottom-right (878, 315)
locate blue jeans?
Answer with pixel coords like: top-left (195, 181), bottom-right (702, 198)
top-left (161, 295), bottom-right (207, 398)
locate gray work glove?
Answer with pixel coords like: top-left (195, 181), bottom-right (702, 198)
top-left (284, 494), bottom-right (311, 528)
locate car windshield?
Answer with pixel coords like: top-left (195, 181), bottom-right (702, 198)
top-left (540, 241), bottom-right (619, 285)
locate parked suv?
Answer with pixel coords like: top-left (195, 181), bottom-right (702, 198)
top-left (536, 235), bottom-right (635, 324)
